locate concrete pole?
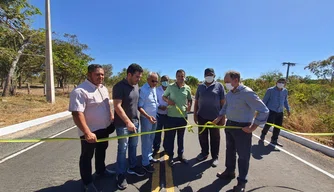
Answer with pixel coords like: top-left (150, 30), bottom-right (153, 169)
top-left (45, 0), bottom-right (55, 103)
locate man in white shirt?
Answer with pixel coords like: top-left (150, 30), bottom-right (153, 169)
top-left (153, 75), bottom-right (169, 156)
top-left (69, 64), bottom-right (114, 192)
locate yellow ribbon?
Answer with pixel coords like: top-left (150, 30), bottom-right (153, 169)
top-left (0, 106), bottom-right (332, 143)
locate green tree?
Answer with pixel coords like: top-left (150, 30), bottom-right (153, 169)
top-left (305, 55), bottom-right (334, 84)
top-left (52, 34), bottom-right (93, 87)
top-left (110, 65), bottom-right (150, 87)
top-left (185, 75), bottom-right (199, 87)
top-left (0, 0), bottom-right (41, 96)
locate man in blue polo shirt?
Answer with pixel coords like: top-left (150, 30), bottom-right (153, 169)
top-left (261, 78), bottom-right (291, 146)
top-left (194, 68), bottom-right (225, 167)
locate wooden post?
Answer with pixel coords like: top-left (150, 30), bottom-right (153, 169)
top-left (27, 83), bottom-right (31, 94)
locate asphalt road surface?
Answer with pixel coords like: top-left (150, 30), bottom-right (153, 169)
top-left (0, 114), bottom-right (333, 192)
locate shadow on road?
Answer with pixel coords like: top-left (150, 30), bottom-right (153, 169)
top-left (36, 156), bottom-right (152, 192)
top-left (197, 179), bottom-right (232, 192)
top-left (251, 140), bottom-right (280, 160)
top-left (171, 157), bottom-right (230, 192)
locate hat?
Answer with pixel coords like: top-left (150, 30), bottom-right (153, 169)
top-left (204, 68), bottom-right (215, 75)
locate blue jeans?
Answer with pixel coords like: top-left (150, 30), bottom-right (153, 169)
top-left (140, 116), bottom-right (157, 166)
top-left (116, 123), bottom-right (139, 174)
top-left (153, 113), bottom-right (168, 151)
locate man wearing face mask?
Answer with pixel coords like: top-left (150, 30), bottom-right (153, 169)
top-left (163, 69), bottom-right (192, 166)
top-left (153, 75), bottom-right (170, 156)
top-left (213, 70), bottom-right (269, 192)
top-left (194, 68), bottom-right (225, 167)
top-left (260, 78), bottom-right (291, 146)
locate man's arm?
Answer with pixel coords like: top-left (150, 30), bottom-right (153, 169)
top-left (69, 89), bottom-right (97, 143)
top-left (138, 88), bottom-right (156, 123)
top-left (244, 92), bottom-right (269, 132)
top-left (112, 84), bottom-right (136, 132)
top-left (284, 90), bottom-right (291, 115)
top-left (213, 102), bottom-right (227, 125)
top-left (220, 83), bottom-right (226, 107)
top-left (72, 112), bottom-right (90, 134)
top-left (110, 107), bottom-right (114, 122)
top-left (262, 88), bottom-right (271, 106)
top-left (187, 87), bottom-right (193, 112)
top-left (163, 86), bottom-right (175, 105)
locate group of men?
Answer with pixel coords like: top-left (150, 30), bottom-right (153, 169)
top-left (69, 63), bottom-right (291, 192)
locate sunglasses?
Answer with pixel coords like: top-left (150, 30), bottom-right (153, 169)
top-left (151, 80), bottom-right (158, 83)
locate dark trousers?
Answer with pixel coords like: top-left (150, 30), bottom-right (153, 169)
top-left (198, 115), bottom-right (220, 159)
top-left (163, 116), bottom-right (187, 157)
top-left (153, 113), bottom-right (168, 152)
top-left (225, 120), bottom-right (252, 184)
top-left (79, 129), bottom-right (109, 185)
top-left (262, 110), bottom-right (283, 141)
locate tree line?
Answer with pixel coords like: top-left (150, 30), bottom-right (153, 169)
top-left (0, 0), bottom-right (333, 98)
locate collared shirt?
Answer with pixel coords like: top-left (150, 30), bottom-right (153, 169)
top-left (219, 85), bottom-right (269, 125)
top-left (163, 82), bottom-right (192, 118)
top-left (138, 83), bottom-right (159, 117)
top-left (156, 86), bottom-right (168, 115)
top-left (69, 79), bottom-right (111, 136)
top-left (195, 81), bottom-right (225, 120)
top-left (112, 78), bottom-right (139, 127)
top-left (262, 86), bottom-right (290, 113)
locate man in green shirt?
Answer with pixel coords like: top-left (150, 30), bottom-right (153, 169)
top-left (163, 69), bottom-right (192, 166)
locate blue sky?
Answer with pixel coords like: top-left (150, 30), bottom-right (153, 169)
top-left (30, 0), bottom-right (334, 81)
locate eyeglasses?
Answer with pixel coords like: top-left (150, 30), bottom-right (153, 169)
top-left (151, 80), bottom-right (158, 83)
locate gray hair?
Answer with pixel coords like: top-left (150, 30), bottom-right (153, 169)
top-left (147, 72), bottom-right (158, 79)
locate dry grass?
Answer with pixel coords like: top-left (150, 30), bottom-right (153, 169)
top-left (0, 87), bottom-right (70, 128)
top-left (284, 105), bottom-right (334, 147)
top-left (0, 85), bottom-right (113, 128)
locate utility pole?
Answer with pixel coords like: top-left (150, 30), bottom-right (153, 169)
top-left (282, 62), bottom-right (296, 82)
top-left (45, 0), bottom-right (55, 103)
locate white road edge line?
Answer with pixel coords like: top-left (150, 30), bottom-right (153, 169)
top-left (0, 126), bottom-right (76, 164)
top-left (253, 134), bottom-right (334, 179)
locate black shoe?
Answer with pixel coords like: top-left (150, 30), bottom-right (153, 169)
top-left (176, 155), bottom-right (189, 164)
top-left (95, 168), bottom-right (116, 177)
top-left (150, 158), bottom-right (160, 164)
top-left (196, 153), bottom-right (208, 161)
top-left (271, 139), bottom-right (283, 147)
top-left (260, 134), bottom-right (265, 141)
top-left (216, 170), bottom-right (236, 180)
top-left (116, 174), bottom-right (128, 190)
top-left (168, 158), bottom-right (174, 167)
top-left (127, 166), bottom-right (146, 176)
top-left (143, 164), bottom-right (155, 173)
top-left (83, 183), bottom-right (98, 192)
top-left (233, 183), bottom-right (246, 192)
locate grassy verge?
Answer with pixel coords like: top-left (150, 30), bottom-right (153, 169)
top-left (0, 93), bottom-right (70, 128)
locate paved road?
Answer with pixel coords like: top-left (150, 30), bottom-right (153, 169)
top-left (0, 115), bottom-right (333, 192)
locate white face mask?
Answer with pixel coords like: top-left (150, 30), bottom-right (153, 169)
top-left (205, 76), bottom-right (214, 83)
top-left (277, 83), bottom-right (285, 89)
top-left (225, 83), bottom-right (234, 91)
